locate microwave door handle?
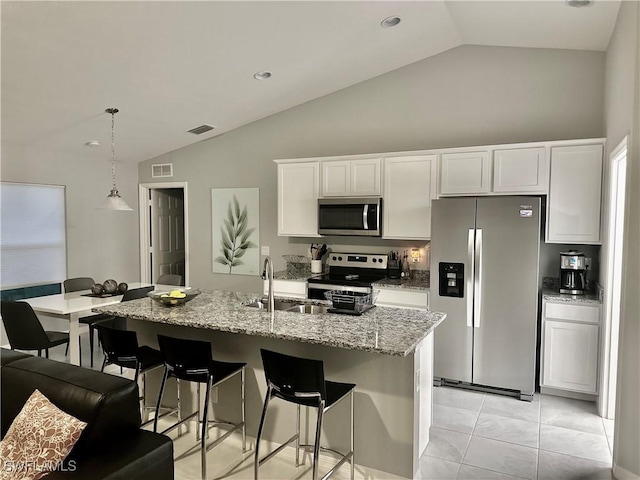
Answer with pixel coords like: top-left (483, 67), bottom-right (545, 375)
top-left (363, 205), bottom-right (369, 230)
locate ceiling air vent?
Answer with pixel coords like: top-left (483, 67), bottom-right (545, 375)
top-left (152, 163), bottom-right (173, 178)
top-left (187, 124), bottom-right (216, 135)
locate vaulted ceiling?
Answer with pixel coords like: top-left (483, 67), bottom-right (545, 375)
top-left (1, 1), bottom-right (621, 165)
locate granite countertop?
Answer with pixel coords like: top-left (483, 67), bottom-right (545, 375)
top-left (93, 290), bottom-right (446, 357)
top-left (542, 289), bottom-right (601, 305)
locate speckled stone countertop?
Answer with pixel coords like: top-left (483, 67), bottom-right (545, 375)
top-left (93, 290), bottom-right (446, 357)
top-left (374, 270), bottom-right (430, 291)
top-left (542, 289), bottom-right (601, 305)
top-left (273, 271), bottom-right (309, 281)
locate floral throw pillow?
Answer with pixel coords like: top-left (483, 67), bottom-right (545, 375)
top-left (0, 389), bottom-right (87, 480)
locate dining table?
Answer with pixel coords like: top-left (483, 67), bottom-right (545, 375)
top-left (24, 282), bottom-right (170, 366)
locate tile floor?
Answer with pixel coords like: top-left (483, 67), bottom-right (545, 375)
top-left (51, 343), bottom-right (616, 479)
top-left (419, 386), bottom-right (614, 480)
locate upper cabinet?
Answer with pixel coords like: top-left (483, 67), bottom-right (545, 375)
top-left (275, 138), bottom-right (604, 241)
top-left (276, 161), bottom-right (321, 237)
top-left (321, 158), bottom-right (382, 197)
top-left (383, 155), bottom-right (437, 240)
top-left (439, 151), bottom-right (491, 195)
top-left (547, 144), bottom-right (603, 244)
top-left (439, 147), bottom-right (549, 196)
top-left (493, 147), bottom-right (548, 193)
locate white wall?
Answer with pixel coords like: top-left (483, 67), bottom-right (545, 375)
top-left (139, 45), bottom-right (605, 293)
top-left (0, 143), bottom-right (140, 284)
top-left (604, 1), bottom-right (640, 478)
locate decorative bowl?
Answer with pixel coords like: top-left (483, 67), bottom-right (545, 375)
top-left (148, 288), bottom-right (200, 307)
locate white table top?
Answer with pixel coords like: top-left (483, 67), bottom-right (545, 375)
top-left (24, 282), bottom-right (172, 315)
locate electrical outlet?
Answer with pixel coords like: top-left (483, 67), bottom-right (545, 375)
top-left (261, 246), bottom-right (270, 256)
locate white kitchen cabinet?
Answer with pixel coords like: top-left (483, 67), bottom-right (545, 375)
top-left (321, 158), bottom-right (382, 197)
top-left (541, 301), bottom-right (600, 394)
top-left (375, 287), bottom-right (429, 310)
top-left (383, 155), bottom-right (437, 239)
top-left (276, 161), bottom-right (321, 237)
top-left (263, 279), bottom-right (307, 299)
top-left (439, 151), bottom-right (491, 195)
top-left (547, 144), bottom-right (603, 244)
top-left (493, 147), bottom-right (548, 194)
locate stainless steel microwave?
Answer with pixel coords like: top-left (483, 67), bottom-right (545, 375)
top-left (317, 197), bottom-right (382, 236)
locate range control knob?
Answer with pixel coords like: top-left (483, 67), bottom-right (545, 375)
top-left (338, 256), bottom-right (343, 261)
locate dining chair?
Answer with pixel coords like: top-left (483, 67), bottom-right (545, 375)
top-left (0, 300), bottom-right (71, 359)
top-left (63, 276), bottom-right (114, 367)
top-left (156, 274), bottom-right (183, 286)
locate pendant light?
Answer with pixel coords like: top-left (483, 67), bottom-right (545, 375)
top-left (100, 107), bottom-right (133, 211)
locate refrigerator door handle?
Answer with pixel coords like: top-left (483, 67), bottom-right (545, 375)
top-left (474, 228), bottom-right (483, 328)
top-left (467, 228), bottom-right (475, 328)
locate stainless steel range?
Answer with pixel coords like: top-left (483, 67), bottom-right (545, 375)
top-left (307, 253), bottom-right (388, 300)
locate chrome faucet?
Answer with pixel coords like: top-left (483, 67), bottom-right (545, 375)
top-left (262, 256), bottom-right (275, 313)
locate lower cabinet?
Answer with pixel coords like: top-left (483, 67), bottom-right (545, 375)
top-left (541, 300), bottom-right (600, 394)
top-left (375, 287), bottom-right (429, 310)
top-left (263, 279), bottom-right (307, 299)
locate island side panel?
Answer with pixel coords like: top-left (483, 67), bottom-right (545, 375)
top-left (413, 333), bottom-right (434, 475)
top-left (131, 319), bottom-right (418, 478)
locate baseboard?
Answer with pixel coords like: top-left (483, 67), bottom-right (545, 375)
top-left (540, 386), bottom-right (598, 402)
top-left (613, 463), bottom-right (640, 480)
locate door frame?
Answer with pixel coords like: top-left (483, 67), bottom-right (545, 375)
top-left (599, 136), bottom-right (628, 419)
top-left (138, 182), bottom-right (189, 286)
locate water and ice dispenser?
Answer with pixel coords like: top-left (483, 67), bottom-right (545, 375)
top-left (439, 262), bottom-right (465, 298)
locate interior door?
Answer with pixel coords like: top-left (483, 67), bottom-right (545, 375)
top-left (473, 196), bottom-right (540, 394)
top-left (151, 189), bottom-right (185, 283)
top-left (431, 197), bottom-right (477, 383)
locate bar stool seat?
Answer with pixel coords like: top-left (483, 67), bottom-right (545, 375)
top-left (96, 324), bottom-right (170, 424)
top-left (154, 334), bottom-right (246, 480)
top-left (255, 348), bottom-right (356, 480)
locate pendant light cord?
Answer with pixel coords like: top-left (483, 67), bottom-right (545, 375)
top-left (106, 107), bottom-right (119, 192)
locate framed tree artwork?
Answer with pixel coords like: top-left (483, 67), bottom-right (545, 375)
top-left (211, 187), bottom-right (260, 275)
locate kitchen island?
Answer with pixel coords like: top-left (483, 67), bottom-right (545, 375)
top-left (95, 291), bottom-right (446, 478)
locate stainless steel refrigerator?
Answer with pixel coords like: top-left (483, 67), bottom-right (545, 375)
top-left (430, 196), bottom-right (541, 400)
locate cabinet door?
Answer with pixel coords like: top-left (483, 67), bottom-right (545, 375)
top-left (493, 147), bottom-right (548, 193)
top-left (440, 151), bottom-right (491, 195)
top-left (547, 144), bottom-right (603, 244)
top-left (351, 158), bottom-right (382, 196)
top-left (277, 162), bottom-right (321, 237)
top-left (542, 320), bottom-right (599, 394)
top-left (321, 160), bottom-right (350, 197)
top-left (375, 287), bottom-right (429, 309)
top-left (383, 155), bottom-right (437, 239)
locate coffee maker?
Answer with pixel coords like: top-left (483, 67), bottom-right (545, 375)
top-left (560, 251), bottom-right (589, 295)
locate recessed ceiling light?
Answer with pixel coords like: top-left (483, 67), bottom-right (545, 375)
top-left (253, 71), bottom-right (272, 80)
top-left (381, 16), bottom-right (401, 28)
top-left (566, 0), bottom-right (593, 7)
top-left (85, 140), bottom-right (100, 147)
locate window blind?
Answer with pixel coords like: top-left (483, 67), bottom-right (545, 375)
top-left (0, 182), bottom-right (67, 289)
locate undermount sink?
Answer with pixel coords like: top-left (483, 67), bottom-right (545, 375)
top-left (245, 298), bottom-right (328, 314)
top-left (285, 304), bottom-right (329, 314)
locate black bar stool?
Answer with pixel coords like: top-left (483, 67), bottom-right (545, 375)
top-left (153, 334), bottom-right (246, 480)
top-left (255, 349), bottom-right (355, 480)
top-left (96, 324), bottom-right (172, 424)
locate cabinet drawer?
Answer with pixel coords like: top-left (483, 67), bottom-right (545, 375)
top-left (375, 288), bottom-right (429, 310)
top-left (544, 302), bottom-right (600, 324)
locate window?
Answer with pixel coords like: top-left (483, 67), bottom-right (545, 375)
top-left (0, 182), bottom-right (67, 289)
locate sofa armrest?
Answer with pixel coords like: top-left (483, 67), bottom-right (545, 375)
top-left (46, 430), bottom-right (174, 480)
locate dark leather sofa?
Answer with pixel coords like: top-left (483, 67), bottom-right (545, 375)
top-left (1, 348), bottom-right (174, 479)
